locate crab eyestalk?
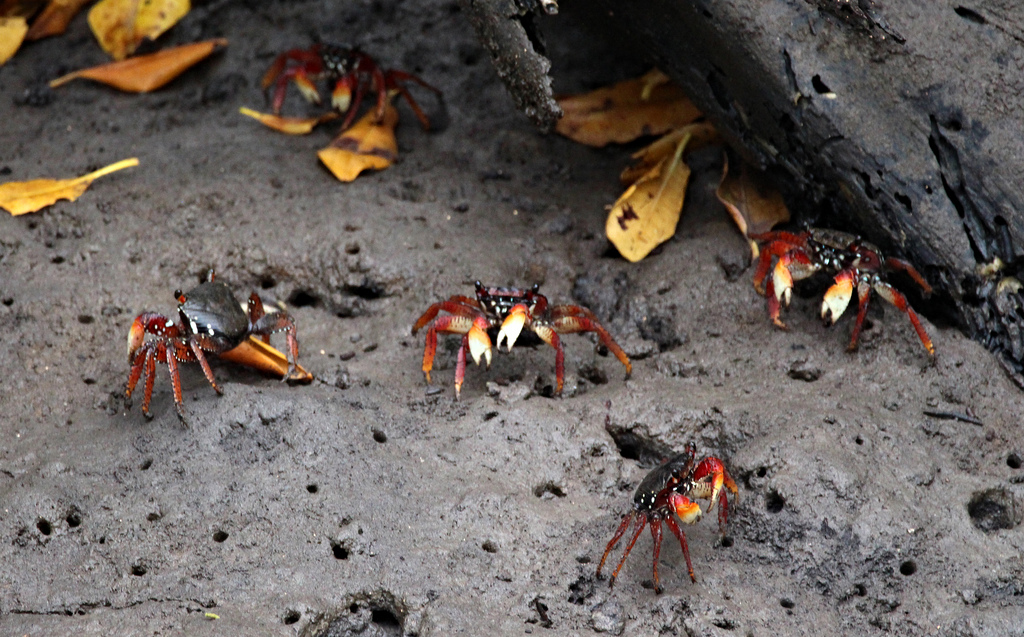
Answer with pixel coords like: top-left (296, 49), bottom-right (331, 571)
top-left (822, 270), bottom-right (855, 325)
top-left (496, 303), bottom-right (529, 351)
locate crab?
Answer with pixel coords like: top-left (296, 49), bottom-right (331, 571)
top-left (596, 444), bottom-right (739, 594)
top-left (411, 282), bottom-right (631, 398)
top-left (126, 271), bottom-right (310, 421)
top-left (261, 42), bottom-right (441, 131)
top-left (751, 228), bottom-right (935, 355)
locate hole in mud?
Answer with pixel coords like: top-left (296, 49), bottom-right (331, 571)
top-left (1008, 453), bottom-right (1022, 469)
top-left (139, 458), bottom-right (152, 470)
top-left (721, 536), bottom-right (734, 548)
top-left (213, 530), bottom-right (228, 542)
top-left (307, 483), bottom-right (319, 493)
top-left (36, 518), bottom-right (52, 535)
top-left (755, 467), bottom-right (768, 478)
top-left (51, 255), bottom-right (65, 264)
top-left (332, 542), bottom-right (350, 560)
top-left (288, 289), bottom-right (320, 308)
top-left (283, 609), bottom-right (300, 624)
top-left (945, 118), bottom-right (963, 132)
top-left (83, 377), bottom-right (96, 385)
top-left (372, 429), bottom-right (388, 443)
top-left (483, 411), bottom-right (499, 421)
top-left (605, 426), bottom-right (673, 467)
top-left (780, 598), bottom-right (795, 609)
top-left (855, 435), bottom-right (864, 445)
top-left (967, 488), bottom-right (1020, 532)
top-left (894, 192), bottom-right (913, 212)
top-left (481, 540), bottom-right (498, 553)
top-left (371, 608), bottom-right (402, 630)
top-left (65, 511), bottom-right (82, 528)
top-left (146, 512), bottom-right (161, 522)
top-left (2, 297), bottom-right (12, 306)
top-left (131, 563), bottom-right (147, 576)
top-left (568, 575), bottom-right (595, 604)
top-left (344, 282), bottom-right (385, 300)
top-left (954, 6), bottom-right (986, 23)
top-left (77, 314), bottom-right (94, 324)
top-left (534, 482), bottom-right (566, 498)
top-left (899, 560), bottom-right (917, 576)
top-left (349, 603), bottom-right (360, 613)
top-left (260, 276), bottom-right (276, 289)
top-left (854, 583), bottom-right (867, 597)
top-left (811, 74), bottom-right (832, 95)
top-left (766, 491), bottom-right (785, 513)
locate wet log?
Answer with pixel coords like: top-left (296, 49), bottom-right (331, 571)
top-left (465, 0), bottom-right (1024, 383)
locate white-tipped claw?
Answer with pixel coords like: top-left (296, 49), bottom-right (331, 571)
top-left (468, 323), bottom-right (492, 367)
top-left (496, 305), bottom-right (528, 352)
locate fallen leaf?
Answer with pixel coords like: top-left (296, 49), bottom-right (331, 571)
top-left (317, 101), bottom-right (399, 182)
top-left (716, 156), bottom-right (790, 257)
top-left (606, 133), bottom-right (692, 262)
top-left (556, 69), bottom-right (702, 147)
top-left (0, 157), bottom-right (138, 215)
top-left (88, 0), bottom-right (190, 60)
top-left (49, 38), bottom-right (227, 92)
top-left (218, 337), bottom-right (313, 383)
top-left (0, 0), bottom-right (45, 18)
top-left (26, 0), bottom-right (92, 40)
top-left (620, 121), bottom-right (720, 184)
top-left (239, 107), bottom-right (339, 135)
top-left (0, 16), bottom-right (27, 65)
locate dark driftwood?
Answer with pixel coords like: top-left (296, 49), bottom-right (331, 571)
top-left (466, 0), bottom-right (1024, 382)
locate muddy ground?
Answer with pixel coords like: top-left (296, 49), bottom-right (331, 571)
top-left (1, 1), bottom-right (1023, 635)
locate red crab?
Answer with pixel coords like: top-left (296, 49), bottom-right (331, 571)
top-left (411, 282), bottom-right (632, 398)
top-left (126, 271), bottom-right (311, 421)
top-left (597, 444), bottom-right (739, 594)
top-left (752, 228), bottom-right (935, 354)
top-left (261, 42), bottom-right (441, 130)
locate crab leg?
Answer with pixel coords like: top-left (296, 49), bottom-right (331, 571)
top-left (550, 314), bottom-right (632, 379)
top-left (251, 311), bottom-right (301, 379)
top-left (690, 458), bottom-right (738, 534)
top-left (871, 280), bottom-right (935, 355)
top-left (597, 511), bottom-right (635, 580)
top-left (164, 342), bottom-right (187, 420)
top-left (454, 334), bottom-right (471, 399)
top-left (751, 231), bottom-right (807, 294)
top-left (607, 514), bottom-right (649, 589)
top-left (885, 257), bottom-right (933, 294)
top-left (247, 294), bottom-right (269, 344)
top-left (649, 519), bottom-right (666, 594)
top-left (411, 297), bottom-right (479, 334)
top-left (141, 347), bottom-right (157, 417)
top-left (418, 314), bottom-right (491, 388)
top-left (530, 324), bottom-right (565, 394)
top-left (188, 339), bottom-right (223, 395)
top-left (663, 515), bottom-right (697, 584)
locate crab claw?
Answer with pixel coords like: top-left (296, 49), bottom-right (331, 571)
top-left (772, 259), bottom-right (794, 307)
top-left (668, 492), bottom-right (703, 524)
top-left (294, 72), bottom-right (322, 105)
top-left (496, 304), bottom-right (529, 352)
top-left (127, 316), bottom-right (146, 362)
top-left (467, 316), bottom-right (492, 367)
top-left (332, 75), bottom-right (355, 113)
top-left (822, 270), bottom-right (856, 325)
top-left (692, 458), bottom-right (728, 512)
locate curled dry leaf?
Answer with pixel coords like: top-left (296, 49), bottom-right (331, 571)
top-left (716, 156), bottom-right (790, 257)
top-left (0, 16), bottom-right (27, 65)
top-left (0, 157), bottom-right (138, 215)
top-left (317, 101), bottom-right (399, 182)
top-left (606, 133), bottom-right (692, 263)
top-left (239, 107), bottom-right (340, 135)
top-left (26, 0), bottom-right (92, 40)
top-left (218, 337), bottom-right (313, 383)
top-left (88, 0), bottom-right (189, 60)
top-left (49, 38), bottom-right (227, 92)
top-left (620, 121), bottom-right (720, 185)
top-left (556, 69), bottom-right (702, 147)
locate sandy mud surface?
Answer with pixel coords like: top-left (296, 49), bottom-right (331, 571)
top-left (1, 1), bottom-right (1022, 635)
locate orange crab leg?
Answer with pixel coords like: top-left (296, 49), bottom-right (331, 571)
top-left (411, 297), bottom-right (479, 335)
top-left (885, 257), bottom-right (933, 294)
top-left (663, 509), bottom-right (697, 584)
top-left (597, 511), bottom-right (635, 581)
top-left (607, 514), bottom-right (649, 590)
top-left (649, 518), bottom-right (666, 594)
top-left (551, 314), bottom-right (632, 380)
top-left (530, 324), bottom-right (565, 394)
top-left (418, 314), bottom-right (491, 388)
top-left (871, 280), bottom-right (936, 355)
top-left (751, 231), bottom-right (808, 294)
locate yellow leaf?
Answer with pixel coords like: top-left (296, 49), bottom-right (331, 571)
top-left (88, 0), bottom-right (190, 60)
top-left (217, 337), bottom-right (313, 383)
top-left (620, 121), bottom-right (720, 185)
top-left (0, 157), bottom-right (138, 215)
top-left (715, 156), bottom-right (790, 257)
top-left (239, 107), bottom-right (339, 135)
top-left (606, 134), bottom-right (692, 262)
top-left (49, 38), bottom-right (227, 92)
top-left (26, 0), bottom-right (92, 40)
top-left (317, 102), bottom-right (399, 182)
top-left (0, 16), bottom-right (27, 65)
top-left (556, 69), bottom-right (702, 147)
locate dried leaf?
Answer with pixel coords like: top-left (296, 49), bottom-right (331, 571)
top-left (556, 69), bottom-right (702, 147)
top-left (239, 107), bottom-right (339, 135)
top-left (26, 0), bottom-right (92, 40)
top-left (49, 38), bottom-right (227, 92)
top-left (218, 337), bottom-right (313, 383)
top-left (0, 0), bottom-right (45, 18)
top-left (620, 121), bottom-right (720, 185)
top-left (606, 133), bottom-right (692, 263)
top-left (88, 0), bottom-right (190, 60)
top-left (716, 156), bottom-right (790, 257)
top-left (0, 157), bottom-right (138, 215)
top-left (317, 101), bottom-right (399, 182)
top-left (0, 16), bottom-right (27, 65)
